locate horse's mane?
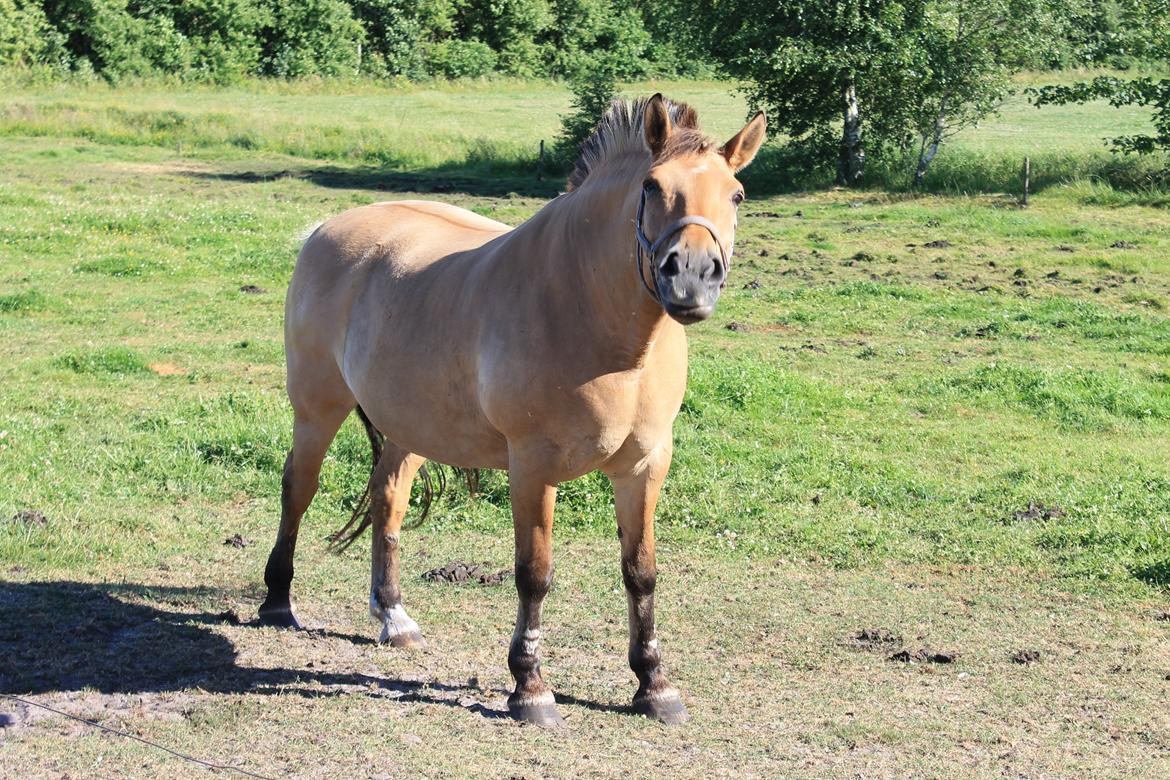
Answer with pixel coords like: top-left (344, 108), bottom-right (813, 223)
top-left (567, 96), bottom-right (713, 191)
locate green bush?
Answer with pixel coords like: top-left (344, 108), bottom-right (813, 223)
top-left (0, 0), bottom-right (66, 68)
top-left (426, 39), bottom-right (498, 79)
top-left (545, 0), bottom-right (651, 79)
top-left (38, 0), bottom-right (188, 80)
top-left (262, 0), bottom-right (363, 78)
top-left (153, 0), bottom-right (270, 83)
top-left (14, 0), bottom-right (704, 81)
top-left (350, 0), bottom-right (427, 78)
top-left (555, 58), bottom-right (617, 163)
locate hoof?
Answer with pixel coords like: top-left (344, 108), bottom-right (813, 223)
top-left (508, 694), bottom-right (565, 728)
top-left (381, 629), bottom-right (427, 649)
top-left (632, 690), bottom-right (690, 725)
top-left (257, 604), bottom-right (302, 629)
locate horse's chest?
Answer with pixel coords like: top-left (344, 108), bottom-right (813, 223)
top-left (502, 370), bottom-right (673, 478)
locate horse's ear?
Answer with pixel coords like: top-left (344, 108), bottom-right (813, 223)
top-left (721, 111), bottom-right (767, 172)
top-left (643, 94), bottom-right (672, 158)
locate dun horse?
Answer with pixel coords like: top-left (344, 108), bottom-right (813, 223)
top-left (259, 95), bottom-right (766, 725)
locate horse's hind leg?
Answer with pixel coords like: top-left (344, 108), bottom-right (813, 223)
top-left (368, 443), bottom-right (427, 647)
top-left (259, 395), bottom-right (353, 628)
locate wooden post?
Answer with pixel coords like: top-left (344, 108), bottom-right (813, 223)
top-left (538, 139), bottom-right (545, 181)
top-left (1022, 156), bottom-right (1030, 207)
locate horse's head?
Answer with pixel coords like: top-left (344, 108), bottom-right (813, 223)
top-left (636, 94), bottom-right (766, 324)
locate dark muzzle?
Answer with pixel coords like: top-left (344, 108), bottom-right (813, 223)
top-left (634, 192), bottom-right (731, 324)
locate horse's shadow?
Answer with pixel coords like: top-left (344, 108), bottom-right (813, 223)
top-left (0, 580), bottom-right (626, 720)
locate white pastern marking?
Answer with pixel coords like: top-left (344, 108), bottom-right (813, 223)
top-left (371, 595), bottom-right (420, 640)
top-left (511, 690), bottom-right (556, 707)
top-left (639, 687), bottom-right (681, 701)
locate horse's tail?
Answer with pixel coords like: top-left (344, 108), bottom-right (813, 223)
top-left (328, 405), bottom-right (445, 552)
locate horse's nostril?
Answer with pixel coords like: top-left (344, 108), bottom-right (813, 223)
top-left (702, 257), bottom-right (723, 282)
top-left (660, 251), bottom-right (680, 277)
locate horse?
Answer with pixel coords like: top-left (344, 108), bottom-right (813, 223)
top-left (258, 94), bottom-right (766, 726)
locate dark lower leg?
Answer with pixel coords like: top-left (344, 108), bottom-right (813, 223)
top-left (508, 560), bottom-right (554, 706)
top-left (259, 452), bottom-right (307, 627)
top-left (506, 469), bottom-right (562, 726)
top-left (624, 560), bottom-right (686, 723)
top-left (610, 455), bottom-right (688, 724)
top-left (369, 451), bottom-right (425, 647)
top-left (259, 407), bottom-right (346, 628)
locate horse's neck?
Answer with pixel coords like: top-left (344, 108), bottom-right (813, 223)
top-left (519, 164), bottom-right (672, 366)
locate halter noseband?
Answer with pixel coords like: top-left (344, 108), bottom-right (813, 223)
top-left (634, 190), bottom-right (732, 304)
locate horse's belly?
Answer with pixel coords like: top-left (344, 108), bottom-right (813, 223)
top-left (379, 396), bottom-right (509, 469)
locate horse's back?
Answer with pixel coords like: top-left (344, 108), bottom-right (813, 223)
top-left (286, 199), bottom-right (509, 350)
top-left (304, 199), bottom-right (510, 271)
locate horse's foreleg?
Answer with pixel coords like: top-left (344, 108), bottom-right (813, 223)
top-left (369, 445), bottom-right (427, 647)
top-left (609, 447), bottom-right (689, 724)
top-left (259, 403), bottom-right (351, 628)
top-left (506, 456), bottom-right (563, 726)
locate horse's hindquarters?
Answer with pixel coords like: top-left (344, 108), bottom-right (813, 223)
top-left (288, 201), bottom-right (512, 470)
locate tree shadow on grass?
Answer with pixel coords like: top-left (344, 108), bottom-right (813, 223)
top-left (184, 164), bottom-right (565, 200)
top-left (0, 580), bottom-right (630, 720)
top-left (184, 155), bottom-right (816, 200)
top-left (1130, 560), bottom-right (1170, 589)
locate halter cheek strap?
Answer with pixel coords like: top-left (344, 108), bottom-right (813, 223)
top-left (634, 191), bottom-right (733, 305)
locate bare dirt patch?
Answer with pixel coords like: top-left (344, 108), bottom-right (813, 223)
top-left (149, 362), bottom-right (188, 376)
top-left (100, 161), bottom-right (215, 177)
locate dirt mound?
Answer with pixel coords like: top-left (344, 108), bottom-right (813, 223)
top-left (1010, 649), bottom-right (1041, 665)
top-left (888, 648), bottom-right (958, 664)
top-left (845, 628), bottom-right (902, 651)
top-left (1012, 502), bottom-right (1066, 522)
top-left (422, 562), bottom-right (511, 585)
top-left (8, 509), bottom-right (46, 526)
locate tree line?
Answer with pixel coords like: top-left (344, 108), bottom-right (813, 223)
top-left (0, 0), bottom-right (705, 81)
top-left (2, 0), bottom-right (1167, 186)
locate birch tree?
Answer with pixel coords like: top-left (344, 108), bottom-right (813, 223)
top-left (909, 0), bottom-right (1065, 184)
top-left (708, 0), bottom-right (927, 187)
top-left (909, 0), bottom-right (1009, 184)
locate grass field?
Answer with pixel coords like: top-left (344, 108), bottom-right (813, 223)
top-left (2, 76), bottom-right (1170, 777)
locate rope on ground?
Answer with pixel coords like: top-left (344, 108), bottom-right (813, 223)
top-left (0, 693), bottom-right (278, 779)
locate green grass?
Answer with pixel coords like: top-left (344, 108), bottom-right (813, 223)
top-left (1, 80), bottom-right (1168, 590)
top-left (2, 77), bottom-right (1170, 777)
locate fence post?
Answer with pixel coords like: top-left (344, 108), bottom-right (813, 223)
top-left (538, 140), bottom-right (545, 181)
top-left (1022, 156), bottom-right (1031, 207)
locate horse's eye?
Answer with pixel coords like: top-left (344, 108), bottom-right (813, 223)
top-left (732, 191), bottom-right (745, 206)
top-left (642, 178), bottom-right (660, 195)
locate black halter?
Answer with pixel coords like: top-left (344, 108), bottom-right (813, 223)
top-left (634, 190), bottom-right (732, 304)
